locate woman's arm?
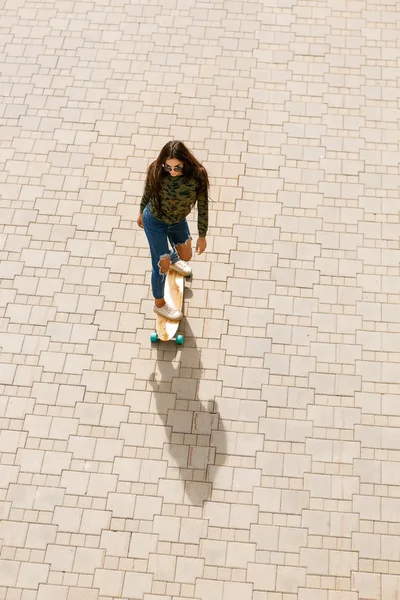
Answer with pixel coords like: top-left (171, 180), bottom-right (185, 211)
top-left (196, 177), bottom-right (208, 254)
top-left (139, 178), bottom-right (151, 214)
top-left (137, 178), bottom-right (152, 228)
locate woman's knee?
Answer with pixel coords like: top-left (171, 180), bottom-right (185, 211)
top-left (159, 255), bottom-right (171, 274)
top-left (176, 241), bottom-right (192, 262)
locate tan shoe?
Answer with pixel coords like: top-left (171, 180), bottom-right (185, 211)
top-left (170, 259), bottom-right (192, 276)
top-left (154, 303), bottom-right (182, 321)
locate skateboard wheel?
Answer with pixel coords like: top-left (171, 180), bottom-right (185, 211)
top-left (150, 332), bottom-right (158, 343)
top-left (176, 334), bottom-right (184, 345)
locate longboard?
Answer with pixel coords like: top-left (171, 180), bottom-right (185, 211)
top-left (150, 269), bottom-right (185, 345)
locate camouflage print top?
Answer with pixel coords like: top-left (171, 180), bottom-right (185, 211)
top-left (139, 174), bottom-right (209, 237)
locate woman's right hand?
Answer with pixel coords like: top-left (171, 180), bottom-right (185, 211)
top-left (137, 213), bottom-right (143, 228)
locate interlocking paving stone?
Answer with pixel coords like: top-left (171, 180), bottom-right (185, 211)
top-left (0, 1), bottom-right (400, 599)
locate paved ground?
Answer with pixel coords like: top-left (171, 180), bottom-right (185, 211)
top-left (0, 1), bottom-right (399, 599)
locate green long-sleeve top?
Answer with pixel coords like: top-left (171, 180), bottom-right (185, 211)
top-left (139, 174), bottom-right (209, 237)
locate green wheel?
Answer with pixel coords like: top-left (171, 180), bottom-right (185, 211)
top-left (150, 332), bottom-right (158, 343)
top-left (176, 334), bottom-right (184, 345)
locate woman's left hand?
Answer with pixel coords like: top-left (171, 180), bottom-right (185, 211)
top-left (196, 237), bottom-right (207, 255)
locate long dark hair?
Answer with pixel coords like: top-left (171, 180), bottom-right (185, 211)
top-left (146, 141), bottom-right (209, 208)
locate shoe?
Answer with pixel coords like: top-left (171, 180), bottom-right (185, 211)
top-left (154, 303), bottom-right (183, 321)
top-left (170, 259), bottom-right (192, 276)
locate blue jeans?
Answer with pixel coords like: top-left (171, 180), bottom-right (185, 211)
top-left (143, 205), bottom-right (191, 299)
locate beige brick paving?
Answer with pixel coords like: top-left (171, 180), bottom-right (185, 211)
top-left (0, 0), bottom-right (399, 599)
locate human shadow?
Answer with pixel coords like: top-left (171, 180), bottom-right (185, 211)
top-left (148, 306), bottom-right (226, 506)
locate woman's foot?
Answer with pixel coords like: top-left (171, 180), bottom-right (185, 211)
top-left (154, 302), bottom-right (183, 321)
top-left (170, 259), bottom-right (192, 276)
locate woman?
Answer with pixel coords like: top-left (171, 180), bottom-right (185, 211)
top-left (137, 140), bottom-right (209, 321)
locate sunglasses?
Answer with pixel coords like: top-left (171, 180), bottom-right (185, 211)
top-left (162, 164), bottom-right (184, 173)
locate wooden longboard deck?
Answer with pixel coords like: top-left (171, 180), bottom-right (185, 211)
top-left (156, 269), bottom-right (184, 341)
